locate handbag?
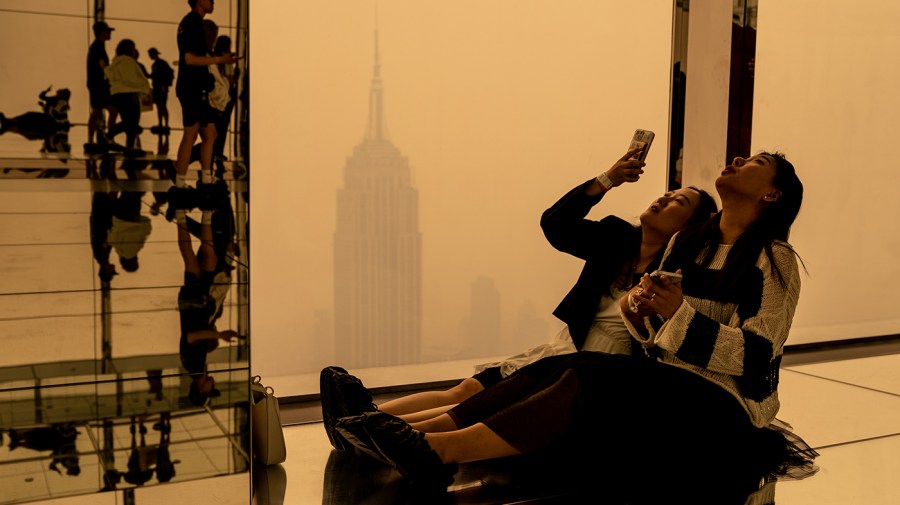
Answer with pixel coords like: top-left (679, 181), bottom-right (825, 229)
top-left (251, 375), bottom-right (287, 465)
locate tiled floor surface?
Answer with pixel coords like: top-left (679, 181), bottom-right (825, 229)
top-left (277, 353), bottom-right (900, 504)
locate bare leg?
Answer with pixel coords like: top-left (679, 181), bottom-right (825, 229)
top-left (178, 223), bottom-right (200, 276)
top-left (380, 377), bottom-right (484, 416)
top-left (106, 105), bottom-right (118, 136)
top-left (175, 124), bottom-right (201, 178)
top-left (409, 413), bottom-right (460, 433)
top-left (425, 423), bottom-right (521, 464)
top-left (198, 123), bottom-right (217, 178)
top-left (397, 404), bottom-right (458, 424)
top-left (199, 212), bottom-right (217, 272)
top-left (88, 107), bottom-right (102, 143)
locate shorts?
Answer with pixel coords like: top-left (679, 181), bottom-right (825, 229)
top-left (178, 92), bottom-right (214, 128)
top-left (152, 86), bottom-right (168, 106)
top-left (89, 84), bottom-right (111, 109)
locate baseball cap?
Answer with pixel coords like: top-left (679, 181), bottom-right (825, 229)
top-left (93, 21), bottom-right (115, 35)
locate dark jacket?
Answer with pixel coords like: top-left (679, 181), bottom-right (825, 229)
top-left (540, 179), bottom-right (650, 350)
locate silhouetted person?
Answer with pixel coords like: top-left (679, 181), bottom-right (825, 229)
top-left (37, 86), bottom-right (72, 156)
top-left (173, 0), bottom-right (239, 190)
top-left (190, 23), bottom-right (238, 179)
top-left (154, 413), bottom-right (176, 482)
top-left (0, 88), bottom-right (72, 176)
top-left (124, 417), bottom-right (155, 486)
top-left (148, 47), bottom-right (174, 131)
top-left (87, 21), bottom-right (117, 146)
top-left (0, 86), bottom-right (71, 141)
top-left (106, 39), bottom-right (150, 150)
top-left (90, 188), bottom-right (118, 281)
top-left (7, 423), bottom-right (81, 476)
top-left (108, 190), bottom-right (152, 273)
top-left (174, 193), bottom-right (237, 407)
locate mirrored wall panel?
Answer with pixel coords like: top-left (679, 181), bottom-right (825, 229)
top-left (0, 1), bottom-right (249, 503)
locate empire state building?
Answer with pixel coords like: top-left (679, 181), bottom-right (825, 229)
top-left (333, 32), bottom-right (422, 368)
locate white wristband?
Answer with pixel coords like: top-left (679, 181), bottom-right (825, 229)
top-left (595, 172), bottom-right (614, 191)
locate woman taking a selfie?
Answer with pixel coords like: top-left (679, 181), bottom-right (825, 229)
top-left (333, 152), bottom-right (817, 494)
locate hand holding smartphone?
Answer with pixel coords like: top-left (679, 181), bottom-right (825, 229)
top-left (650, 270), bottom-right (682, 285)
top-left (628, 129), bottom-right (655, 163)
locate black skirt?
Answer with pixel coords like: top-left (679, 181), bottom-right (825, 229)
top-left (448, 352), bottom-right (817, 488)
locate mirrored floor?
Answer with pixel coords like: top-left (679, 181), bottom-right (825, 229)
top-left (1, 153), bottom-right (251, 504)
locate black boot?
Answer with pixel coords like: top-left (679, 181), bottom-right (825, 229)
top-left (320, 366), bottom-right (377, 453)
top-left (335, 411), bottom-right (457, 488)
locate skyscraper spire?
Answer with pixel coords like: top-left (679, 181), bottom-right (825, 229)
top-left (366, 25), bottom-right (386, 141)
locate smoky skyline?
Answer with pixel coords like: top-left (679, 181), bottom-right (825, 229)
top-left (252, 1), bottom-right (675, 377)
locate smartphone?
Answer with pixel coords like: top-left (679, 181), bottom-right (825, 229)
top-left (650, 270), bottom-right (682, 284)
top-left (628, 129), bottom-right (655, 163)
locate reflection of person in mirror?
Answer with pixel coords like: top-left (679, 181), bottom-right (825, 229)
top-left (90, 189), bottom-right (118, 281)
top-left (38, 86), bottom-right (72, 155)
top-left (105, 39), bottom-right (151, 150)
top-left (189, 20), bottom-right (238, 179)
top-left (153, 412), bottom-right (176, 482)
top-left (6, 423), bottom-right (81, 476)
top-left (107, 191), bottom-right (153, 273)
top-left (87, 20), bottom-right (117, 146)
top-left (90, 188), bottom-right (152, 280)
top-left (124, 417), bottom-right (154, 487)
top-left (148, 47), bottom-right (174, 131)
top-left (0, 86), bottom-right (71, 143)
top-left (173, 0), bottom-right (239, 191)
top-left (175, 203), bottom-right (237, 407)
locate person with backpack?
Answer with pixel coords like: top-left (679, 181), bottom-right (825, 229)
top-left (148, 47), bottom-right (174, 132)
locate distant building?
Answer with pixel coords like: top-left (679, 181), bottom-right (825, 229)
top-left (333, 31), bottom-right (422, 368)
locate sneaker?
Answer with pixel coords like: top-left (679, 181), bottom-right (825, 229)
top-left (197, 180), bottom-right (230, 211)
top-left (320, 367), bottom-right (378, 453)
top-left (335, 412), bottom-right (457, 488)
top-left (166, 186), bottom-right (198, 209)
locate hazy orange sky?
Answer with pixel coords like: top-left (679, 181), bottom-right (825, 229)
top-left (251, 1), bottom-right (676, 375)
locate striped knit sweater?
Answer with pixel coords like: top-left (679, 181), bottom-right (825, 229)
top-left (622, 240), bottom-right (801, 428)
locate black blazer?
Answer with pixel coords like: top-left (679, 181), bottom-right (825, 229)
top-left (540, 179), bottom-right (648, 350)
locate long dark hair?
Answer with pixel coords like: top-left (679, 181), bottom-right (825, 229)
top-left (115, 39), bottom-right (136, 57)
top-left (664, 152), bottom-right (803, 289)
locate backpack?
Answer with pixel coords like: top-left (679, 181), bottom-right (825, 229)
top-left (154, 61), bottom-right (174, 87)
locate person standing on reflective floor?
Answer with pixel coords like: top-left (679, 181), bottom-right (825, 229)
top-left (148, 47), bottom-right (174, 133)
top-left (86, 21), bottom-right (117, 148)
top-left (105, 39), bottom-right (150, 151)
top-left (173, 0), bottom-right (239, 192)
top-left (330, 152), bottom-right (817, 492)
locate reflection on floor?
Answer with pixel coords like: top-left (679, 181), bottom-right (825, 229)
top-left (18, 348), bottom-right (900, 504)
top-left (272, 351), bottom-right (900, 505)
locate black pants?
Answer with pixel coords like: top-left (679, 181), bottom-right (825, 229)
top-left (109, 93), bottom-right (141, 148)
